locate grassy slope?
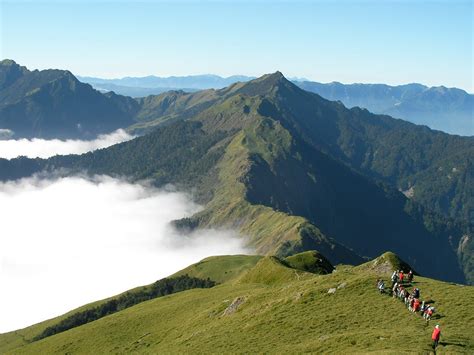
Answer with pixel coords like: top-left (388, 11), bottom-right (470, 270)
top-left (189, 103), bottom-right (463, 281)
top-left (4, 254), bottom-right (473, 354)
top-left (130, 74), bottom-right (474, 229)
top-left (0, 255), bottom-right (261, 353)
top-left (285, 250), bottom-right (335, 274)
top-left (185, 114), bottom-right (363, 265)
top-left (236, 256), bottom-right (313, 285)
top-left (0, 296), bottom-right (117, 353)
top-left (171, 254), bottom-right (262, 284)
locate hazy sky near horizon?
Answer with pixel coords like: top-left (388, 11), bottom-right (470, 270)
top-left (0, 0), bottom-right (472, 91)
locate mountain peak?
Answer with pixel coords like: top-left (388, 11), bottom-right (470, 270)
top-left (231, 71), bottom-right (297, 97)
top-left (357, 252), bottom-right (415, 275)
top-left (259, 71), bottom-right (286, 83)
top-left (0, 59), bottom-right (19, 67)
top-left (269, 70), bottom-right (284, 78)
top-left (0, 59), bottom-right (30, 90)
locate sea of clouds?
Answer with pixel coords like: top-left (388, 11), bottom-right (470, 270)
top-left (0, 175), bottom-right (248, 333)
top-left (0, 129), bottom-right (133, 159)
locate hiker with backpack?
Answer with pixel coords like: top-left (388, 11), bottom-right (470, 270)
top-left (412, 298), bottom-right (421, 312)
top-left (391, 270), bottom-right (398, 289)
top-left (408, 270), bottom-right (414, 283)
top-left (378, 280), bottom-right (385, 294)
top-left (420, 300), bottom-right (426, 315)
top-left (399, 286), bottom-right (406, 301)
top-left (392, 282), bottom-right (399, 298)
top-left (376, 279), bottom-right (382, 292)
top-left (407, 294), bottom-right (414, 309)
top-left (413, 287), bottom-right (420, 299)
top-left (431, 324), bottom-right (441, 350)
top-left (404, 290), bottom-right (411, 307)
top-left (424, 305), bottom-right (435, 321)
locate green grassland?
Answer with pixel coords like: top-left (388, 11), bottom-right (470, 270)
top-left (180, 114), bottom-right (366, 265)
top-left (171, 254), bottom-right (262, 284)
top-left (1, 252), bottom-right (473, 354)
top-left (285, 250), bottom-right (335, 274)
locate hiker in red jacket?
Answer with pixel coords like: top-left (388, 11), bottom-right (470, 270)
top-left (399, 271), bottom-right (404, 283)
top-left (413, 298), bottom-right (420, 312)
top-left (431, 324), bottom-right (441, 350)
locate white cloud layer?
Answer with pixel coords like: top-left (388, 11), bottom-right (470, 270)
top-left (0, 175), bottom-right (248, 333)
top-left (0, 129), bottom-right (133, 159)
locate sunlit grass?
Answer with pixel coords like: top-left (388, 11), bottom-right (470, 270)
top-left (2, 254), bottom-right (472, 354)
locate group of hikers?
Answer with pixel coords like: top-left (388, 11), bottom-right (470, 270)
top-left (376, 270), bottom-right (442, 351)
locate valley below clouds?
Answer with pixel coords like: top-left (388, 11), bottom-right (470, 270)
top-left (0, 174), bottom-right (248, 332)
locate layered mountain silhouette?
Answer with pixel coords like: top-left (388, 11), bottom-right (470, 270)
top-left (1, 71), bottom-right (472, 284)
top-left (2, 59), bottom-right (471, 139)
top-left (77, 74), bottom-right (256, 98)
top-left (0, 59), bottom-right (138, 139)
top-left (296, 81), bottom-right (474, 136)
top-left (77, 70), bottom-right (473, 136)
top-left (78, 74), bottom-right (255, 91)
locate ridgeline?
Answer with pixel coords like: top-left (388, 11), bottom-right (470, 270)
top-left (1, 71), bottom-right (472, 283)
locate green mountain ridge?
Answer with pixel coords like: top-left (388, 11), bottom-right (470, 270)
top-left (1, 251), bottom-right (473, 354)
top-left (123, 72), bottom-right (474, 228)
top-left (0, 71), bottom-right (472, 283)
top-left (76, 70), bottom-right (473, 135)
top-left (1, 61), bottom-right (471, 231)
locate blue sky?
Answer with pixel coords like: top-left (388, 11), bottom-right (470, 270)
top-left (1, 0), bottom-right (472, 91)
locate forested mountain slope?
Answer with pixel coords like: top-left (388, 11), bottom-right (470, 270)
top-left (0, 60), bottom-right (138, 139)
top-left (0, 73), bottom-right (471, 283)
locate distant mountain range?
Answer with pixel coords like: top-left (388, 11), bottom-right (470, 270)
top-left (297, 81), bottom-right (474, 136)
top-left (2, 59), bottom-right (471, 138)
top-left (76, 82), bottom-right (198, 97)
top-left (2, 70), bottom-right (473, 284)
top-left (77, 74), bottom-right (256, 91)
top-left (79, 73), bottom-right (473, 136)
